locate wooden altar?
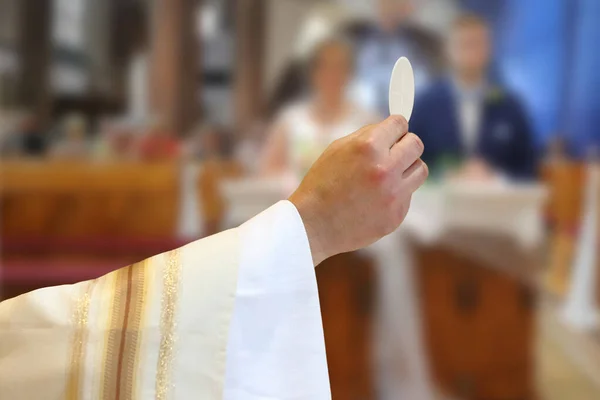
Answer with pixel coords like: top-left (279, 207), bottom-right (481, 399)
top-left (317, 253), bottom-right (376, 399)
top-left (402, 183), bottom-right (546, 400)
top-left (417, 235), bottom-right (538, 400)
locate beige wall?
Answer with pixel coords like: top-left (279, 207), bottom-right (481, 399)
top-left (264, 0), bottom-right (322, 94)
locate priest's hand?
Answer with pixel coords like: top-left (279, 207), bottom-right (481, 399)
top-left (289, 115), bottom-right (428, 266)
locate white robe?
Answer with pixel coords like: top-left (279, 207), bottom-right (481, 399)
top-left (0, 201), bottom-right (330, 399)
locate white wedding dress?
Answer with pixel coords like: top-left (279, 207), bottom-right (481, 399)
top-left (277, 100), bottom-right (376, 178)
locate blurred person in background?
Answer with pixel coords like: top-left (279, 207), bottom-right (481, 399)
top-left (348, 0), bottom-right (444, 116)
top-left (2, 114), bottom-right (48, 157)
top-left (261, 36), bottom-right (378, 178)
top-left (184, 123), bottom-right (233, 162)
top-left (137, 117), bottom-right (180, 162)
top-left (411, 14), bottom-right (537, 181)
top-left (94, 121), bottom-right (138, 161)
top-left (50, 114), bottom-right (89, 160)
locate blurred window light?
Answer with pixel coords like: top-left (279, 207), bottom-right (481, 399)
top-left (294, 4), bottom-right (352, 59)
top-left (128, 53), bottom-right (149, 120)
top-left (199, 1), bottom-right (221, 40)
top-left (296, 16), bottom-right (330, 59)
top-left (53, 0), bottom-right (88, 49)
top-left (198, 0), bottom-right (234, 68)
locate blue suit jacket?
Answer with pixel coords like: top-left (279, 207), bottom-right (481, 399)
top-left (411, 80), bottom-right (537, 180)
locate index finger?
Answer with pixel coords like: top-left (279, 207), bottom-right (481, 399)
top-left (374, 115), bottom-right (409, 149)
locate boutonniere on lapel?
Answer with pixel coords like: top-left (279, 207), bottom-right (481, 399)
top-left (485, 86), bottom-right (504, 104)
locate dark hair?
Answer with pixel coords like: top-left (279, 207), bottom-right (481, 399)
top-left (266, 35), bottom-right (355, 117)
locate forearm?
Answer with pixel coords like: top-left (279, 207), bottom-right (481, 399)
top-left (288, 190), bottom-right (330, 266)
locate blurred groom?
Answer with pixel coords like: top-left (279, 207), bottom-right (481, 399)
top-left (411, 14), bottom-right (538, 180)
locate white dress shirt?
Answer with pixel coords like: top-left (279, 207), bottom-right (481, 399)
top-left (453, 80), bottom-right (486, 154)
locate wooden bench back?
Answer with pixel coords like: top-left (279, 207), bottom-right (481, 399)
top-left (1, 161), bottom-right (179, 238)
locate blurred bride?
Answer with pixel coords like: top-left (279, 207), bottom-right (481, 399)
top-left (260, 36), bottom-right (378, 179)
top-left (258, 34), bottom-right (435, 400)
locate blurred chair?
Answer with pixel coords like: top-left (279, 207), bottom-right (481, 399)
top-left (198, 160), bottom-right (244, 236)
top-left (543, 161), bottom-right (586, 297)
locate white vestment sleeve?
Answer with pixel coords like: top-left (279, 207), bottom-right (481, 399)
top-left (224, 200), bottom-right (331, 399)
top-left (0, 200), bottom-right (329, 399)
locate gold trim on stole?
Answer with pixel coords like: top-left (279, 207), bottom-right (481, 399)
top-left (66, 279), bottom-right (97, 400)
top-left (101, 260), bottom-right (148, 400)
top-left (155, 249), bottom-right (183, 400)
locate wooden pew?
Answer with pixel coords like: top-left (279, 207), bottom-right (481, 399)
top-left (1, 161), bottom-right (179, 238)
top-left (198, 160), bottom-right (244, 235)
top-left (1, 161), bottom-right (182, 299)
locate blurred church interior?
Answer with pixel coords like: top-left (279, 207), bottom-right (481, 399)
top-left (1, 0), bottom-right (600, 399)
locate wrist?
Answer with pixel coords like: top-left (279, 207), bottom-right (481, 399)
top-left (288, 190), bottom-right (330, 266)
